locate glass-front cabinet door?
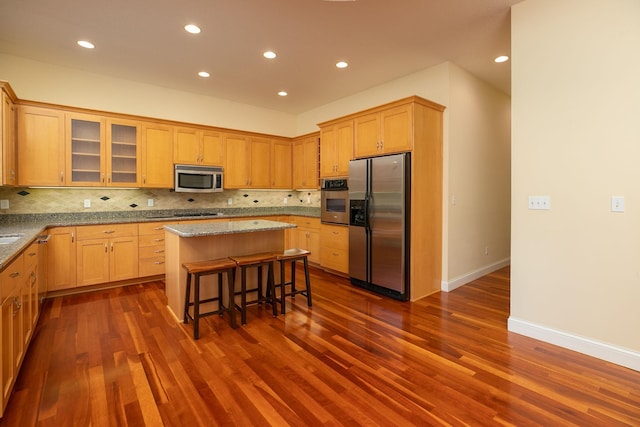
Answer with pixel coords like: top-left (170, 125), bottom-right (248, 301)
top-left (107, 119), bottom-right (139, 186)
top-left (67, 113), bottom-right (105, 186)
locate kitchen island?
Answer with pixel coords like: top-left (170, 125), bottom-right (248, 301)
top-left (163, 219), bottom-right (296, 321)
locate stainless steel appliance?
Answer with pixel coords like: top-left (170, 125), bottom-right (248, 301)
top-left (174, 164), bottom-right (224, 193)
top-left (320, 178), bottom-right (348, 225)
top-left (349, 153), bottom-right (410, 300)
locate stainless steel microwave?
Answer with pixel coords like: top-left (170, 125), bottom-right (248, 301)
top-left (174, 165), bottom-right (224, 193)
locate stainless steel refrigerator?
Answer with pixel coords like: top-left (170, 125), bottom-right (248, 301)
top-left (348, 153), bottom-right (410, 301)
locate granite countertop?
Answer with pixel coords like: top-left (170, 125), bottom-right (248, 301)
top-left (0, 207), bottom-right (318, 270)
top-left (164, 219), bottom-right (296, 237)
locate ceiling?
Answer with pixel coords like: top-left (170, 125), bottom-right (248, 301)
top-left (0, 0), bottom-right (522, 115)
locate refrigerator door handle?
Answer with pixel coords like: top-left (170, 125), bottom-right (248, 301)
top-left (364, 192), bottom-right (371, 230)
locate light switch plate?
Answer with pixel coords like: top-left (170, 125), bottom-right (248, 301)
top-left (611, 196), bottom-right (624, 212)
top-left (528, 195), bottom-right (550, 210)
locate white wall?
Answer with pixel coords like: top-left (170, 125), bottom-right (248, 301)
top-left (445, 64), bottom-right (511, 290)
top-left (510, 0), bottom-right (640, 370)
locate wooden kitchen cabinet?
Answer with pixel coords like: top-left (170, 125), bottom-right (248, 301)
top-left (138, 221), bottom-right (172, 277)
top-left (17, 105), bottom-right (66, 186)
top-left (224, 133), bottom-right (271, 188)
top-left (289, 216), bottom-right (320, 264)
top-left (354, 103), bottom-right (413, 157)
top-left (141, 121), bottom-right (174, 188)
top-left (76, 224), bottom-right (138, 286)
top-left (174, 127), bottom-right (224, 166)
top-left (292, 133), bottom-right (319, 189)
top-left (1, 253), bottom-right (25, 416)
top-left (46, 227), bottom-right (77, 292)
top-left (270, 139), bottom-right (292, 189)
top-left (319, 119), bottom-right (352, 178)
top-left (1, 83), bottom-right (17, 186)
top-left (320, 223), bottom-right (349, 274)
top-left (66, 113), bottom-right (139, 187)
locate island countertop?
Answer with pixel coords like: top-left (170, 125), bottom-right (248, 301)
top-left (163, 219), bottom-right (296, 238)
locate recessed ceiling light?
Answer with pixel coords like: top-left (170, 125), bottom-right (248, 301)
top-left (198, 71), bottom-right (210, 78)
top-left (263, 51), bottom-right (277, 59)
top-left (77, 40), bottom-right (95, 49)
top-left (278, 91), bottom-right (288, 97)
top-left (494, 55), bottom-right (509, 63)
top-left (184, 24), bottom-right (201, 34)
top-left (336, 61), bottom-right (348, 69)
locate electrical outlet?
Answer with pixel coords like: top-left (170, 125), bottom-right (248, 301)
top-left (283, 197), bottom-right (288, 204)
top-left (227, 198), bottom-right (233, 205)
top-left (84, 199), bottom-right (91, 208)
top-left (147, 198), bottom-right (154, 207)
top-left (0, 200), bottom-right (8, 209)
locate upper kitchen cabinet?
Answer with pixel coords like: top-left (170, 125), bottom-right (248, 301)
top-left (224, 133), bottom-right (271, 188)
top-left (354, 103), bottom-right (413, 158)
top-left (107, 118), bottom-right (140, 186)
top-left (66, 112), bottom-right (105, 186)
top-left (319, 119), bottom-right (352, 178)
top-left (17, 105), bottom-right (66, 186)
top-left (66, 114), bottom-right (139, 187)
top-left (1, 83), bottom-right (17, 186)
top-left (270, 139), bottom-right (292, 189)
top-left (141, 121), bottom-right (174, 188)
top-left (174, 127), bottom-right (224, 166)
top-left (292, 133), bottom-right (319, 189)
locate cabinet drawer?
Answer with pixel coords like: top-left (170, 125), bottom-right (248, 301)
top-left (139, 245), bottom-right (165, 258)
top-left (321, 225), bottom-right (348, 250)
top-left (292, 216), bottom-right (320, 230)
top-left (139, 234), bottom-right (166, 247)
top-left (138, 221), bottom-right (172, 235)
top-left (23, 242), bottom-right (39, 271)
top-left (139, 257), bottom-right (165, 277)
top-left (77, 223), bottom-right (138, 240)
top-left (320, 246), bottom-right (348, 274)
top-left (1, 254), bottom-right (23, 302)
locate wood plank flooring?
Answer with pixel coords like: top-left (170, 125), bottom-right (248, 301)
top-left (2, 266), bottom-right (640, 426)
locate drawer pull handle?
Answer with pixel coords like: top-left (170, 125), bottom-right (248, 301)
top-left (153, 261), bottom-right (165, 265)
top-left (153, 250), bottom-right (165, 254)
top-left (10, 272), bottom-right (20, 278)
top-left (104, 230), bottom-right (115, 234)
top-left (153, 238), bottom-right (164, 242)
top-left (153, 227), bottom-right (163, 231)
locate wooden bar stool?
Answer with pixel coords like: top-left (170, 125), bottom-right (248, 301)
top-left (274, 248), bottom-right (312, 314)
top-left (182, 258), bottom-right (237, 339)
top-left (229, 252), bottom-right (278, 325)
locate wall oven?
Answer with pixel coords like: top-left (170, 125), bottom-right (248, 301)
top-left (321, 178), bottom-right (348, 225)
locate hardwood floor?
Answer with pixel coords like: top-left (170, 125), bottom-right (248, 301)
top-left (2, 266), bottom-right (639, 426)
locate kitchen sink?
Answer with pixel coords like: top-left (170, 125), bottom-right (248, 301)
top-left (0, 234), bottom-right (23, 245)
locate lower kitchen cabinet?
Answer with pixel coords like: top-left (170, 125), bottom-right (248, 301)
top-left (0, 243), bottom-right (44, 418)
top-left (138, 221), bottom-right (172, 277)
top-left (76, 224), bottom-right (138, 286)
top-left (46, 227), bottom-right (77, 291)
top-left (289, 216), bottom-right (320, 264)
top-left (320, 223), bottom-right (349, 274)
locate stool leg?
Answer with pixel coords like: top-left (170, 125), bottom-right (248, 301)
top-left (217, 273), bottom-right (224, 316)
top-left (291, 260), bottom-right (297, 295)
top-left (227, 268), bottom-right (237, 329)
top-left (257, 265), bottom-right (264, 303)
top-left (267, 262), bottom-right (277, 317)
top-left (303, 256), bottom-right (312, 307)
top-left (241, 266), bottom-right (247, 325)
top-left (193, 274), bottom-right (201, 339)
top-left (184, 272), bottom-right (192, 324)
top-left (279, 260), bottom-right (286, 314)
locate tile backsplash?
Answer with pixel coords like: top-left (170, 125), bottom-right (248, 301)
top-left (0, 187), bottom-right (320, 214)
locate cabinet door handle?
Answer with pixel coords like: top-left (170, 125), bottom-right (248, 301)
top-left (103, 230), bottom-right (115, 234)
top-left (111, 243), bottom-right (114, 252)
top-left (104, 243), bottom-right (108, 252)
top-left (28, 252), bottom-right (37, 257)
top-left (10, 271), bottom-right (20, 278)
top-left (60, 172), bottom-right (64, 183)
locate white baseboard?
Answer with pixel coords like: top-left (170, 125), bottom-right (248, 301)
top-left (508, 317), bottom-right (640, 372)
top-left (441, 258), bottom-right (510, 292)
